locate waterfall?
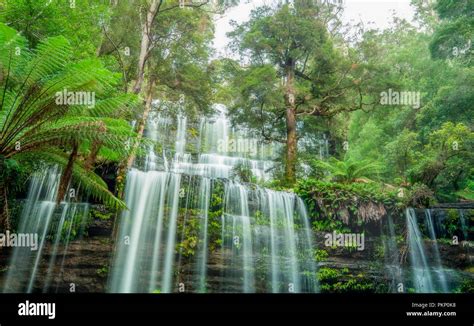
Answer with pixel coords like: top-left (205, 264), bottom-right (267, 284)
top-left (406, 208), bottom-right (434, 292)
top-left (383, 213), bottom-right (404, 292)
top-left (424, 209), bottom-right (449, 292)
top-left (195, 177), bottom-right (210, 292)
top-left (222, 181), bottom-right (255, 293)
top-left (405, 208), bottom-right (454, 293)
top-left (262, 189), bottom-right (300, 292)
top-left (109, 105), bottom-right (318, 293)
top-left (3, 167), bottom-right (89, 293)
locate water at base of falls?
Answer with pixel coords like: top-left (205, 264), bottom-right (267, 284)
top-left (108, 108), bottom-right (318, 293)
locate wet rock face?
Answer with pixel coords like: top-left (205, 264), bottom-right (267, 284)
top-left (429, 241), bottom-right (472, 269)
top-left (42, 237), bottom-right (114, 293)
top-left (0, 218), bottom-right (114, 293)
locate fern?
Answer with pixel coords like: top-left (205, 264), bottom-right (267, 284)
top-left (313, 157), bottom-right (383, 183)
top-left (0, 22), bottom-right (139, 221)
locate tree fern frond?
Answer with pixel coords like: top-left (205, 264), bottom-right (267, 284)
top-left (22, 36), bottom-right (72, 86)
top-left (15, 150), bottom-right (127, 210)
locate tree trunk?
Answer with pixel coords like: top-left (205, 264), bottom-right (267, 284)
top-left (127, 80), bottom-right (154, 168)
top-left (115, 0), bottom-right (161, 198)
top-left (84, 140), bottom-right (102, 171)
top-left (0, 183), bottom-right (10, 231)
top-left (132, 0), bottom-right (161, 94)
top-left (116, 80), bottom-right (155, 198)
top-left (284, 59), bottom-right (297, 184)
top-left (56, 142), bottom-right (79, 204)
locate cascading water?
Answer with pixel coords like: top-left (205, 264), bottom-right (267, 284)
top-left (406, 208), bottom-right (453, 293)
top-left (195, 177), bottom-right (210, 292)
top-left (2, 167), bottom-right (89, 293)
top-left (109, 105), bottom-right (318, 293)
top-left (406, 208), bottom-right (434, 292)
top-left (424, 209), bottom-right (448, 292)
top-left (1, 105), bottom-right (469, 294)
top-left (382, 213), bottom-right (404, 293)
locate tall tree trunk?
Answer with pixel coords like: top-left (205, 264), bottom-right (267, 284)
top-left (56, 142), bottom-right (79, 204)
top-left (115, 0), bottom-right (161, 198)
top-left (127, 80), bottom-right (154, 168)
top-left (132, 0), bottom-right (161, 94)
top-left (116, 79), bottom-right (155, 198)
top-left (0, 182), bottom-right (10, 231)
top-left (285, 59), bottom-right (297, 184)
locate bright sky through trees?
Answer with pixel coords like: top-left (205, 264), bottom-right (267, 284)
top-left (212, 0), bottom-right (416, 57)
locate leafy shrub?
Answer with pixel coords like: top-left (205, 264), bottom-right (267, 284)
top-left (296, 178), bottom-right (400, 230)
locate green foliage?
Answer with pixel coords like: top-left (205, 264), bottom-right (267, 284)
top-left (403, 183), bottom-right (436, 208)
top-left (312, 218), bottom-right (348, 233)
top-left (455, 177), bottom-right (474, 200)
top-left (445, 209), bottom-right (460, 237)
top-left (430, 0), bottom-right (473, 66)
top-left (89, 206), bottom-right (114, 221)
top-left (456, 279), bottom-right (474, 293)
top-left (1, 0), bottom-right (109, 56)
top-left (96, 265), bottom-right (109, 278)
top-left (311, 157), bottom-right (383, 183)
top-left (317, 267), bottom-right (341, 282)
top-left (177, 210), bottom-right (199, 258)
top-left (296, 178), bottom-right (399, 229)
top-left (208, 181), bottom-right (225, 251)
top-left (385, 130), bottom-right (421, 180)
top-left (226, 1), bottom-right (376, 181)
top-left (230, 162), bottom-right (256, 184)
top-left (317, 267), bottom-right (377, 293)
top-left (408, 122), bottom-right (474, 201)
top-left (314, 249), bottom-right (329, 262)
top-left (0, 23), bottom-right (141, 213)
top-left (345, 17), bottom-right (473, 203)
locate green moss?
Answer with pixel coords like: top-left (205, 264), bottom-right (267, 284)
top-left (90, 208), bottom-right (114, 221)
top-left (444, 209), bottom-right (460, 237)
top-left (314, 249), bottom-right (329, 262)
top-left (458, 279), bottom-right (474, 293)
top-left (96, 265), bottom-right (108, 278)
top-left (317, 267), bottom-right (378, 293)
top-left (317, 267), bottom-right (341, 282)
top-left (176, 210), bottom-right (199, 258)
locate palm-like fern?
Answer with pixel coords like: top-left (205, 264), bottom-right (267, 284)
top-left (0, 23), bottom-right (141, 227)
top-left (312, 157), bottom-right (382, 183)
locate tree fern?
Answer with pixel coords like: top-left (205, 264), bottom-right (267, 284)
top-left (313, 157), bottom-right (383, 183)
top-left (0, 23), bottom-right (142, 225)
